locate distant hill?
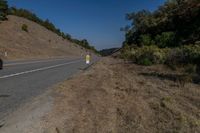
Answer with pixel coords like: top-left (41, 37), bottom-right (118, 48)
top-left (0, 15), bottom-right (88, 60)
top-left (99, 48), bottom-right (120, 56)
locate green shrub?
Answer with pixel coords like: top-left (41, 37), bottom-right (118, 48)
top-left (121, 45), bottom-right (169, 65)
top-left (120, 44), bottom-right (133, 60)
top-left (165, 48), bottom-right (184, 65)
top-left (0, 0), bottom-right (8, 21)
top-left (155, 32), bottom-right (176, 48)
top-left (138, 58), bottom-right (152, 66)
top-left (182, 45), bottom-right (200, 64)
top-left (139, 34), bottom-right (154, 46)
top-left (133, 45), bottom-right (167, 65)
top-left (21, 24), bottom-right (28, 32)
top-left (166, 45), bottom-right (200, 65)
top-left (121, 44), bottom-right (200, 71)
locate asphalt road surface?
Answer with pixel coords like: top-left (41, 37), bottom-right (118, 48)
top-left (0, 57), bottom-right (98, 121)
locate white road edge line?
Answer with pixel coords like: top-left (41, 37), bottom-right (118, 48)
top-left (0, 59), bottom-right (82, 79)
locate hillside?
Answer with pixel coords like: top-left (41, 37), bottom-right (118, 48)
top-left (0, 15), bottom-right (88, 60)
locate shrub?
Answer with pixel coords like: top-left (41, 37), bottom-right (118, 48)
top-left (165, 48), bottom-right (184, 65)
top-left (21, 24), bottom-right (28, 32)
top-left (181, 45), bottom-right (200, 64)
top-left (138, 58), bottom-right (152, 66)
top-left (0, 0), bottom-right (8, 21)
top-left (166, 45), bottom-right (200, 65)
top-left (133, 45), bottom-right (168, 65)
top-left (155, 32), bottom-right (176, 48)
top-left (120, 44), bottom-right (133, 60)
top-left (139, 34), bottom-right (154, 46)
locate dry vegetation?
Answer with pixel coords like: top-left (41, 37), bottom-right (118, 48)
top-left (0, 15), bottom-right (87, 60)
top-left (42, 57), bottom-right (200, 133)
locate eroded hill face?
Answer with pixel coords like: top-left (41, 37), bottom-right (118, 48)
top-left (0, 15), bottom-right (87, 60)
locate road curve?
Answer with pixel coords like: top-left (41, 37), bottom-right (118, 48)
top-left (0, 57), bottom-right (98, 121)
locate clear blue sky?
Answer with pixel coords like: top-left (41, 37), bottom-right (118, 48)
top-left (8, 0), bottom-right (165, 50)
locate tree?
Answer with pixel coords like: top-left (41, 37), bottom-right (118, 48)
top-left (123, 0), bottom-right (200, 47)
top-left (0, 0), bottom-right (8, 20)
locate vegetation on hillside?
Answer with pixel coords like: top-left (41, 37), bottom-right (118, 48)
top-left (121, 0), bottom-right (200, 74)
top-left (0, 0), bottom-right (8, 21)
top-left (0, 0), bottom-right (97, 52)
top-left (21, 24), bottom-right (28, 32)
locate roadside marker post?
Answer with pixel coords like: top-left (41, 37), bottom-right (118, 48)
top-left (86, 54), bottom-right (90, 65)
top-left (4, 51), bottom-right (7, 57)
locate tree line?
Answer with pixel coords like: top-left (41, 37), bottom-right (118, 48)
top-left (123, 0), bottom-right (200, 48)
top-left (0, 0), bottom-right (98, 53)
top-left (121, 0), bottom-right (200, 74)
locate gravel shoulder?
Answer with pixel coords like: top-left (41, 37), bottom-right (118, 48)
top-left (1, 57), bottom-right (200, 133)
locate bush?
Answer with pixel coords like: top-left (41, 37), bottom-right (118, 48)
top-left (21, 24), bottom-right (28, 32)
top-left (121, 44), bottom-right (200, 72)
top-left (138, 58), bottom-right (152, 66)
top-left (120, 44), bottom-right (133, 60)
top-left (155, 32), bottom-right (176, 48)
top-left (139, 34), bottom-right (154, 46)
top-left (133, 45), bottom-right (168, 65)
top-left (166, 45), bottom-right (200, 65)
top-left (165, 48), bottom-right (184, 65)
top-left (0, 0), bottom-right (8, 21)
top-left (182, 45), bottom-right (200, 64)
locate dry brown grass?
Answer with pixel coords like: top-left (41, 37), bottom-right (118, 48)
top-left (0, 15), bottom-right (87, 60)
top-left (42, 57), bottom-right (200, 133)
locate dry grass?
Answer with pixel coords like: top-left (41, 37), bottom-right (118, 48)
top-left (0, 15), bottom-right (87, 60)
top-left (42, 57), bottom-right (200, 133)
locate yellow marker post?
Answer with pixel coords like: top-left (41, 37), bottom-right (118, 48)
top-left (86, 54), bottom-right (90, 64)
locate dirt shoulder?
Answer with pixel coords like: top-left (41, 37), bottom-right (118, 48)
top-left (1, 57), bottom-right (200, 133)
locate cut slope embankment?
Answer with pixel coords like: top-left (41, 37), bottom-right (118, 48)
top-left (0, 15), bottom-right (87, 60)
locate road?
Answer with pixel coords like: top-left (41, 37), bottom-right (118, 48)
top-left (0, 57), bottom-right (98, 121)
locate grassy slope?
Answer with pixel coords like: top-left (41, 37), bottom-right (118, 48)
top-left (0, 15), bottom-right (87, 60)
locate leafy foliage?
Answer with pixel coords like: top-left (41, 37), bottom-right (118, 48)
top-left (121, 45), bottom-right (168, 64)
top-left (124, 0), bottom-right (200, 47)
top-left (121, 0), bottom-right (200, 75)
top-left (139, 34), bottom-right (154, 46)
top-left (0, 0), bottom-right (8, 21)
top-left (155, 32), bottom-right (176, 48)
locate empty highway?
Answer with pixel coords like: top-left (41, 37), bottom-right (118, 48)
top-left (0, 57), bottom-right (98, 122)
